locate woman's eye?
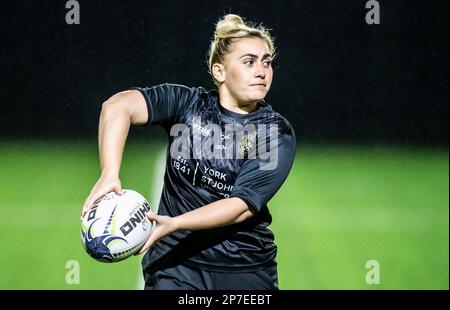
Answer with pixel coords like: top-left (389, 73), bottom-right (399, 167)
top-left (243, 59), bottom-right (272, 67)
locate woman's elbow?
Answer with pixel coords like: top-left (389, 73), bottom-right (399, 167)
top-left (100, 92), bottom-right (133, 120)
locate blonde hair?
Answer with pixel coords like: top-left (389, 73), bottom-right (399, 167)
top-left (207, 14), bottom-right (276, 85)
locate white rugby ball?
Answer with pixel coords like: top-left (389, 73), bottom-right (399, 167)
top-left (80, 189), bottom-right (153, 263)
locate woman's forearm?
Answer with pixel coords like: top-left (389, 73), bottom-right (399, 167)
top-left (174, 197), bottom-right (254, 231)
top-left (81, 91), bottom-right (148, 219)
top-left (98, 98), bottom-right (132, 176)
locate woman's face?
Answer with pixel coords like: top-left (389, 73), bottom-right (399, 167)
top-left (219, 37), bottom-right (273, 105)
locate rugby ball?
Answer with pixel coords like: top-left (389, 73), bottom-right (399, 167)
top-left (80, 189), bottom-right (153, 263)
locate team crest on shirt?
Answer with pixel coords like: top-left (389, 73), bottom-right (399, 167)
top-left (238, 134), bottom-right (255, 158)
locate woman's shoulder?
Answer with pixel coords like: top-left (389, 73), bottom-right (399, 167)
top-left (156, 83), bottom-right (207, 96)
top-left (255, 105), bottom-right (295, 136)
top-left (272, 112), bottom-right (295, 137)
top-left (149, 84), bottom-right (209, 109)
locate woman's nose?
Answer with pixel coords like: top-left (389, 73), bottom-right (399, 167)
top-left (254, 65), bottom-right (266, 79)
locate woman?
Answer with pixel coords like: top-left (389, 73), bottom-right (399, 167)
top-left (81, 14), bottom-right (296, 290)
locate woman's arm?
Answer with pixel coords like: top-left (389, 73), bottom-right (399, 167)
top-left (81, 90), bottom-right (148, 219)
top-left (138, 197), bottom-right (254, 254)
top-left (176, 197), bottom-right (254, 230)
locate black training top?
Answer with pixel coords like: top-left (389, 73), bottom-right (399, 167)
top-left (132, 83), bottom-right (296, 272)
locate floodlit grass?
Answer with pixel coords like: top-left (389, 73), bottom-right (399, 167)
top-left (0, 141), bottom-right (448, 289)
top-left (0, 140), bottom-right (159, 289)
top-left (271, 145), bottom-right (449, 289)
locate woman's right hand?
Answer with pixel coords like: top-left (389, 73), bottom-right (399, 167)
top-left (81, 172), bottom-right (122, 220)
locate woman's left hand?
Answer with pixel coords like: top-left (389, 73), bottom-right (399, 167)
top-left (136, 212), bottom-right (180, 255)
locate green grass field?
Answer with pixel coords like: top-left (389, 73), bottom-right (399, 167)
top-left (0, 140), bottom-right (448, 289)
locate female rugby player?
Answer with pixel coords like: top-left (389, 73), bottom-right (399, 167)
top-left (82, 14), bottom-right (296, 290)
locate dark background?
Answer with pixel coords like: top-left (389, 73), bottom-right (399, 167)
top-left (0, 0), bottom-right (448, 145)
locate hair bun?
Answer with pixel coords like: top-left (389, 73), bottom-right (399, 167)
top-left (214, 14), bottom-right (245, 42)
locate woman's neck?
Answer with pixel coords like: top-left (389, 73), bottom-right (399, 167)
top-left (218, 88), bottom-right (257, 114)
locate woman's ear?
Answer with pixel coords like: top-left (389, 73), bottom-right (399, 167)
top-left (212, 63), bottom-right (225, 83)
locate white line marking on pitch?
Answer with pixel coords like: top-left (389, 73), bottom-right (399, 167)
top-left (136, 149), bottom-right (166, 290)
